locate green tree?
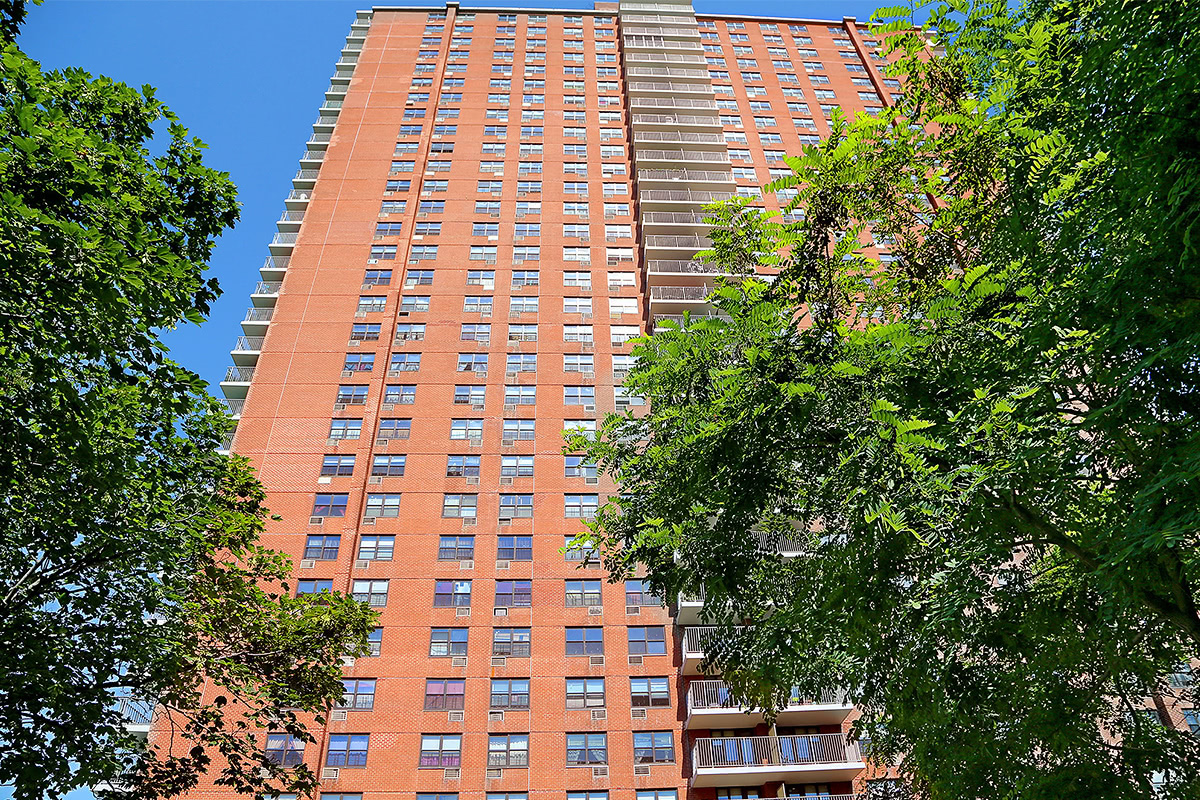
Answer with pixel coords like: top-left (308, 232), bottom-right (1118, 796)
top-left (0, 5), bottom-right (375, 798)
top-left (572, 0), bottom-right (1200, 797)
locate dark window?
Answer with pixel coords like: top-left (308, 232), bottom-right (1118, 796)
top-left (371, 455), bottom-right (406, 476)
top-left (628, 626), bottom-right (667, 655)
top-left (326, 734), bottom-right (370, 767)
top-left (497, 535), bottom-right (532, 561)
top-left (495, 580), bottom-right (532, 608)
top-left (339, 679), bottom-right (376, 710)
top-left (565, 580), bottom-right (602, 607)
top-left (321, 455), bottom-right (356, 476)
top-left (490, 679), bottom-right (530, 709)
top-left (438, 535), bottom-right (475, 560)
top-left (632, 731), bottom-right (674, 763)
top-left (297, 579), bottom-right (333, 595)
top-left (304, 534), bottom-right (341, 560)
top-left (566, 732), bottom-right (607, 765)
top-left (446, 455), bottom-right (481, 477)
top-left (631, 677), bottom-right (671, 707)
top-left (625, 579), bottom-right (662, 607)
top-left (343, 353), bottom-right (375, 371)
top-left (424, 679), bottom-right (466, 710)
top-left (566, 678), bottom-right (605, 709)
top-left (566, 627), bottom-right (603, 656)
top-left (363, 269), bottom-right (392, 285)
top-left (434, 580), bottom-right (471, 607)
top-left (493, 628), bottom-right (531, 657)
top-left (265, 734), bottom-right (304, 766)
top-left (430, 627), bottom-right (468, 657)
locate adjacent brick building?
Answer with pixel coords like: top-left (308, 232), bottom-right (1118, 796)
top-left (201, 2), bottom-right (908, 798)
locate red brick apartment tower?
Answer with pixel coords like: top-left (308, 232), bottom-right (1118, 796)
top-left (202, 4), bottom-right (907, 800)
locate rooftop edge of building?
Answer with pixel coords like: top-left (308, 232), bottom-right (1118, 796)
top-left (369, 2), bottom-right (864, 26)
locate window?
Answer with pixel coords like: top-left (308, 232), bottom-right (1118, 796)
top-left (419, 734), bottom-right (461, 768)
top-left (457, 353), bottom-right (488, 372)
top-left (424, 679), bottom-right (466, 710)
top-left (628, 626), bottom-right (667, 655)
top-left (625, 579), bottom-right (661, 607)
top-left (446, 455), bottom-right (481, 478)
top-left (497, 535), bottom-right (532, 561)
top-left (500, 454), bottom-right (534, 476)
top-left (489, 734), bottom-right (528, 768)
top-left (370, 454), bottom-right (406, 477)
top-left (495, 580), bottom-right (532, 607)
top-left (304, 534), bottom-right (341, 560)
top-left (631, 677), bottom-right (671, 708)
top-left (352, 579), bottom-right (389, 607)
top-left (508, 324), bottom-right (537, 342)
top-left (394, 324), bottom-right (425, 344)
top-left (503, 419), bottom-right (535, 441)
top-left (467, 269), bottom-right (495, 288)
top-left (339, 679), bottom-right (376, 710)
top-left (430, 627), bottom-right (468, 657)
top-left (491, 679), bottom-right (530, 709)
top-left (400, 296), bottom-right (430, 313)
top-left (493, 627), bottom-right (531, 657)
top-left (463, 297), bottom-right (492, 313)
top-left (312, 493), bottom-right (349, 517)
top-left (565, 494), bottom-right (598, 518)
top-left (609, 297), bottom-right (637, 315)
top-left (511, 270), bottom-right (539, 288)
top-left (563, 325), bottom-right (593, 344)
top-left (633, 732), bottom-right (674, 763)
top-left (564, 297), bottom-right (592, 314)
top-left (563, 354), bottom-right (594, 374)
top-left (328, 419), bottom-right (362, 441)
top-left (506, 353), bottom-right (537, 372)
top-left (566, 732), bottom-right (607, 765)
top-left (473, 221), bottom-right (500, 236)
top-left (363, 269), bottom-right (392, 285)
top-left (565, 580), bottom-right (602, 607)
top-left (358, 535), bottom-right (395, 561)
top-left (364, 493), bottom-right (401, 518)
top-left (449, 420), bottom-right (484, 440)
top-left (297, 579), bottom-right (333, 596)
top-left (462, 323), bottom-right (491, 342)
top-left (566, 678), bottom-right (605, 709)
top-left (266, 734), bottom-right (304, 766)
top-left (564, 386), bottom-right (595, 406)
top-left (564, 456), bottom-right (597, 479)
top-left (349, 324), bottom-right (380, 342)
top-left (1185, 710), bottom-right (1200, 734)
top-left (321, 455), bottom-right (356, 477)
top-left (326, 734), bottom-right (369, 768)
top-left (377, 418), bottom-right (411, 439)
top-left (434, 580), bottom-right (471, 607)
top-left (566, 627), bottom-right (603, 656)
top-left (343, 353), bottom-right (374, 372)
top-left (611, 325), bottom-right (639, 346)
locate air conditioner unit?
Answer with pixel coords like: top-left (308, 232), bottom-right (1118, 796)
top-left (463, 517), bottom-right (476, 527)
top-left (347, 340), bottom-right (361, 348)
top-left (448, 710), bottom-right (465, 722)
top-left (321, 767), bottom-right (340, 780)
top-left (333, 403), bottom-right (347, 411)
top-left (591, 709), bottom-right (607, 721)
top-left (589, 656), bottom-right (605, 667)
top-left (471, 402), bottom-right (485, 411)
top-left (585, 476), bottom-right (600, 485)
top-left (354, 559), bottom-right (369, 570)
top-left (486, 768), bottom-right (503, 779)
top-left (588, 606), bottom-right (603, 616)
top-left (466, 476), bottom-right (480, 485)
top-left (376, 438), bottom-right (389, 447)
top-left (362, 517), bottom-right (376, 526)
top-left (309, 516), bottom-right (325, 525)
top-left (340, 655), bottom-right (356, 667)
top-left (634, 765), bottom-right (652, 776)
top-left (628, 655), bottom-right (644, 665)
top-left (331, 709), bottom-right (348, 722)
top-left (460, 560), bottom-right (474, 570)
top-left (354, 311), bottom-right (367, 318)
top-left (631, 707), bottom-right (648, 719)
top-left (500, 476), bottom-right (514, 486)
top-left (489, 709), bottom-right (505, 721)
top-left (455, 607), bottom-right (471, 616)
top-left (444, 768), bottom-right (461, 780)
top-left (341, 370), bottom-right (354, 378)
top-left (584, 404), bottom-right (596, 413)
top-left (299, 558), bottom-right (316, 569)
top-left (493, 607), bottom-right (509, 617)
top-left (495, 560), bottom-right (511, 570)
top-left (451, 656), bottom-right (469, 667)
top-left (502, 438), bottom-right (516, 447)
top-left (592, 766), bottom-right (609, 779)
top-left (626, 605), bottom-right (641, 615)
top-left (504, 403), bottom-right (517, 412)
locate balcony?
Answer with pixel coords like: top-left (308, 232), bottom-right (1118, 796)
top-left (627, 80), bottom-right (714, 96)
top-left (276, 210), bottom-right (305, 231)
top-left (621, 14), bottom-right (700, 25)
top-left (686, 681), bottom-right (854, 728)
top-left (251, 281), bottom-right (281, 307)
top-left (653, 313), bottom-right (720, 331)
top-left (624, 51), bottom-right (706, 66)
top-left (116, 697), bottom-right (154, 738)
top-left (231, 336), bottom-right (264, 367)
top-left (645, 235), bottom-right (713, 253)
top-left (313, 115), bottom-right (339, 130)
top-left (642, 211), bottom-right (709, 228)
top-left (241, 307), bottom-right (273, 334)
top-left (261, 255), bottom-right (290, 278)
top-left (634, 130), bottom-right (726, 147)
top-left (299, 150), bottom-right (325, 167)
top-left (623, 25), bottom-right (701, 39)
top-left (682, 625), bottom-right (738, 674)
top-left (225, 398), bottom-right (245, 417)
top-left (218, 429), bottom-right (234, 454)
top-left (293, 168), bottom-right (320, 188)
top-left (623, 35), bottom-right (703, 52)
top-left (632, 113), bottom-right (722, 131)
top-left (626, 66), bottom-right (709, 80)
top-left (285, 189), bottom-right (312, 211)
top-left (630, 96), bottom-right (717, 111)
top-left (691, 734), bottom-right (864, 786)
top-left (636, 149), bottom-right (731, 167)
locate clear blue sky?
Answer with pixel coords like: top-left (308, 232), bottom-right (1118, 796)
top-left (20, 0), bottom-right (887, 395)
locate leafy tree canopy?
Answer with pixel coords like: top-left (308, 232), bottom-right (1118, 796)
top-left (573, 0), bottom-right (1200, 797)
top-left (0, 6), bottom-right (374, 798)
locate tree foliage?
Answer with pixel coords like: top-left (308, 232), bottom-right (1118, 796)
top-left (572, 0), bottom-right (1200, 797)
top-left (0, 7), bottom-right (375, 798)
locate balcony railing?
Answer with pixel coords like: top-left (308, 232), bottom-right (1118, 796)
top-left (637, 149), bottom-right (730, 164)
top-left (634, 130), bottom-right (725, 144)
top-left (116, 697), bottom-right (154, 727)
top-left (300, 150), bottom-right (325, 161)
top-left (640, 189), bottom-right (733, 203)
top-left (294, 169), bottom-right (320, 181)
top-left (219, 431), bottom-right (234, 451)
top-left (626, 66), bottom-right (709, 79)
top-left (623, 26), bottom-right (701, 38)
top-left (630, 96), bottom-right (717, 110)
top-left (263, 256), bottom-right (290, 271)
top-left (624, 51), bottom-right (706, 65)
top-left (632, 113), bottom-right (721, 127)
top-left (253, 281), bottom-right (282, 295)
top-left (628, 82), bottom-right (713, 95)
top-left (682, 625), bottom-right (741, 655)
top-left (308, 132), bottom-right (332, 143)
top-left (646, 259), bottom-right (729, 274)
top-left (645, 235), bottom-right (713, 249)
top-left (225, 398), bottom-right (246, 415)
top-left (244, 308), bottom-right (274, 322)
top-left (278, 211), bottom-right (306, 222)
top-left (643, 212), bottom-right (708, 225)
top-left (224, 366), bottom-right (255, 383)
top-left (621, 14), bottom-right (700, 25)
top-left (693, 734), bottom-right (861, 770)
top-left (638, 169), bottom-right (733, 183)
top-left (650, 286), bottom-right (712, 301)
top-left (688, 680), bottom-right (846, 711)
top-left (755, 529), bottom-right (807, 555)
top-left (271, 233), bottom-right (298, 246)
top-left (233, 336), bottom-right (264, 351)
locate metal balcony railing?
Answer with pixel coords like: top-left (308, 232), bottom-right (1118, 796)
top-left (632, 113), bottom-right (721, 127)
top-left (654, 313), bottom-right (719, 327)
top-left (645, 235), bottom-right (713, 249)
top-left (626, 66), bottom-right (709, 79)
top-left (301, 150), bottom-right (325, 161)
top-left (308, 132), bottom-right (332, 143)
top-left (638, 169), bottom-right (733, 183)
top-left (286, 190), bottom-right (311, 201)
top-left (755, 529), bottom-right (807, 554)
top-left (628, 81), bottom-right (712, 94)
top-left (224, 366), bottom-right (254, 383)
top-left (263, 256), bottom-right (290, 271)
top-left (244, 308), bottom-right (274, 322)
top-left (321, 99), bottom-right (344, 109)
top-left (650, 286), bottom-right (712, 301)
top-left (640, 189), bottom-right (733, 203)
top-left (271, 233), bottom-right (298, 246)
top-left (621, 14), bottom-right (700, 25)
top-left (294, 169), bottom-right (320, 181)
top-left (314, 116), bottom-right (339, 127)
top-left (253, 281), bottom-right (282, 295)
top-left (225, 398), bottom-right (245, 415)
top-left (688, 680), bottom-right (846, 711)
top-left (693, 734), bottom-right (861, 770)
top-left (643, 212), bottom-right (708, 224)
top-left (219, 431), bottom-right (234, 451)
top-left (116, 697), bottom-right (154, 726)
top-left (624, 35), bottom-right (703, 51)
top-left (629, 96), bottom-right (717, 110)
top-left (278, 211), bottom-right (305, 222)
top-left (619, 2), bottom-right (699, 11)
top-left (623, 26), bottom-right (701, 38)
top-left (634, 130), bottom-right (725, 144)
top-left (637, 149), bottom-right (730, 164)
top-left (624, 51), bottom-right (706, 65)
top-left (682, 625), bottom-right (740, 655)
top-left (646, 259), bottom-right (728, 274)
top-left (233, 336), bottom-right (264, 351)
